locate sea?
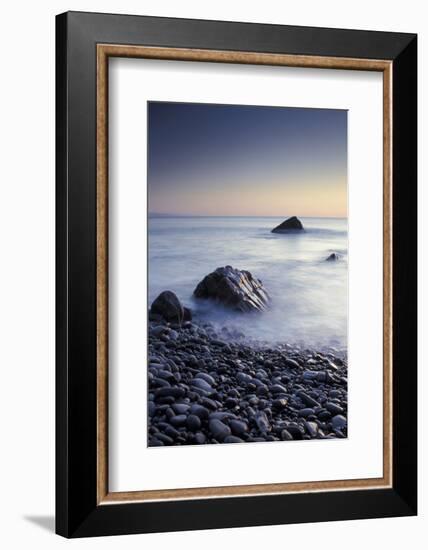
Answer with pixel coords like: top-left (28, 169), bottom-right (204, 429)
top-left (148, 216), bottom-right (348, 348)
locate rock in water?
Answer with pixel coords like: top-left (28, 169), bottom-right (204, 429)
top-left (150, 291), bottom-right (185, 324)
top-left (193, 265), bottom-right (270, 313)
top-left (326, 252), bottom-right (340, 261)
top-left (271, 216), bottom-right (304, 233)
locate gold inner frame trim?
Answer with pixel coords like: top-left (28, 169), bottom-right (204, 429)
top-left (96, 44), bottom-right (393, 505)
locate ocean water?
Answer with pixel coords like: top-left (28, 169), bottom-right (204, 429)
top-left (148, 217), bottom-right (348, 348)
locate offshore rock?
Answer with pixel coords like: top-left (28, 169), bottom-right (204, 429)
top-left (326, 252), bottom-right (340, 261)
top-left (271, 216), bottom-right (304, 233)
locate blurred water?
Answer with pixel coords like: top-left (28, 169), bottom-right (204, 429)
top-left (148, 217), bottom-right (348, 347)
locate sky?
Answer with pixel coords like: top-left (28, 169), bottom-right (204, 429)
top-left (148, 101), bottom-right (347, 217)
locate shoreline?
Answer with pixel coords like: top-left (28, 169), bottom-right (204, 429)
top-left (148, 317), bottom-right (348, 447)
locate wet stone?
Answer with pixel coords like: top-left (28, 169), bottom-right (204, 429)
top-left (209, 419), bottom-right (231, 441)
top-left (331, 414), bottom-right (347, 430)
top-left (186, 414), bottom-right (202, 432)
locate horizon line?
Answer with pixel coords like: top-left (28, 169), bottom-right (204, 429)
top-left (148, 213), bottom-right (348, 219)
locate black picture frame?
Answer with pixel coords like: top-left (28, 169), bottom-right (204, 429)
top-left (56, 11), bottom-right (417, 538)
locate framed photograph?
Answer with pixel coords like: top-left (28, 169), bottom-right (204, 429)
top-left (56, 11), bottom-right (417, 537)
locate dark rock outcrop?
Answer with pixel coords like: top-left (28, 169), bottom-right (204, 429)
top-left (271, 216), bottom-right (304, 233)
top-left (193, 265), bottom-right (270, 313)
top-left (326, 253), bottom-right (340, 261)
top-left (150, 291), bottom-right (187, 324)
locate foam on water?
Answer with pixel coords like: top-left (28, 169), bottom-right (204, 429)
top-left (148, 216), bottom-right (348, 347)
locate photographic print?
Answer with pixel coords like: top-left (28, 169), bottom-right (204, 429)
top-left (147, 101), bottom-right (348, 447)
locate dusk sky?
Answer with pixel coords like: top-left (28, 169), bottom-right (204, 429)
top-left (148, 102), bottom-right (347, 217)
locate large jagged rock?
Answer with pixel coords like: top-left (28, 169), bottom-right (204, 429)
top-left (193, 266), bottom-right (270, 313)
top-left (150, 291), bottom-right (191, 324)
top-left (271, 216), bottom-right (304, 233)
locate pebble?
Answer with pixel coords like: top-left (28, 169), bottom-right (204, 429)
top-left (209, 419), bottom-right (231, 441)
top-left (281, 429), bottom-right (293, 441)
top-left (224, 435), bottom-right (244, 443)
top-left (155, 387), bottom-right (186, 399)
top-left (272, 398), bottom-right (288, 409)
top-left (255, 411), bottom-right (271, 433)
top-left (331, 414), bottom-right (347, 430)
top-left (151, 325), bottom-right (167, 337)
top-left (186, 414), bottom-right (202, 431)
top-left (195, 372), bottom-right (216, 386)
top-left (298, 408), bottom-right (315, 418)
top-left (193, 432), bottom-right (206, 444)
top-left (170, 414), bottom-right (187, 427)
top-left (191, 378), bottom-right (214, 393)
top-left (230, 419), bottom-right (248, 436)
top-left (325, 402), bottom-right (344, 415)
top-left (297, 391), bottom-right (320, 408)
top-left (172, 403), bottom-right (190, 414)
top-left (304, 421), bottom-right (319, 437)
top-left (190, 404), bottom-right (210, 420)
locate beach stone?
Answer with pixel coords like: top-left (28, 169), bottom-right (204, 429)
top-left (270, 384), bottom-right (288, 394)
top-left (186, 414), bottom-right (202, 432)
top-left (271, 216), bottom-right (304, 233)
top-left (326, 402), bottom-right (344, 415)
top-left (156, 369), bottom-right (175, 382)
top-left (163, 425), bottom-right (180, 440)
top-left (149, 437), bottom-right (164, 446)
top-left (281, 429), bottom-right (294, 441)
top-left (209, 419), bottom-right (231, 441)
top-left (193, 432), bottom-right (206, 444)
top-left (230, 419), bottom-right (248, 436)
top-left (303, 370), bottom-right (319, 381)
top-left (317, 410), bottom-right (332, 421)
top-left (155, 433), bottom-right (174, 445)
top-left (150, 291), bottom-right (185, 324)
top-left (155, 387), bottom-right (186, 399)
top-left (298, 408), bottom-right (315, 418)
top-left (272, 398), bottom-right (288, 410)
top-left (285, 425), bottom-right (304, 439)
top-left (237, 372), bottom-right (253, 384)
top-left (284, 357), bottom-right (300, 369)
top-left (195, 372), bottom-right (216, 386)
top-left (209, 412), bottom-right (235, 421)
top-left (172, 403), bottom-right (190, 415)
top-left (151, 325), bottom-right (168, 337)
top-left (331, 415), bottom-right (347, 430)
top-left (225, 397), bottom-right (238, 408)
top-left (193, 265), bottom-right (270, 313)
top-left (297, 391), bottom-right (320, 408)
top-left (201, 397), bottom-right (218, 410)
top-left (191, 378), bottom-right (214, 394)
top-left (169, 414), bottom-right (187, 428)
top-left (304, 421), bottom-right (319, 438)
top-left (152, 377), bottom-right (170, 388)
top-left (148, 401), bottom-right (156, 417)
top-left (189, 404), bottom-right (210, 420)
top-left (256, 384), bottom-right (269, 396)
top-left (224, 435), bottom-right (244, 443)
top-left (255, 411), bottom-right (271, 433)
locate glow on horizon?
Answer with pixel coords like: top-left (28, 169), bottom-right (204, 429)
top-left (149, 176), bottom-right (347, 218)
top-left (148, 102), bottom-right (347, 218)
